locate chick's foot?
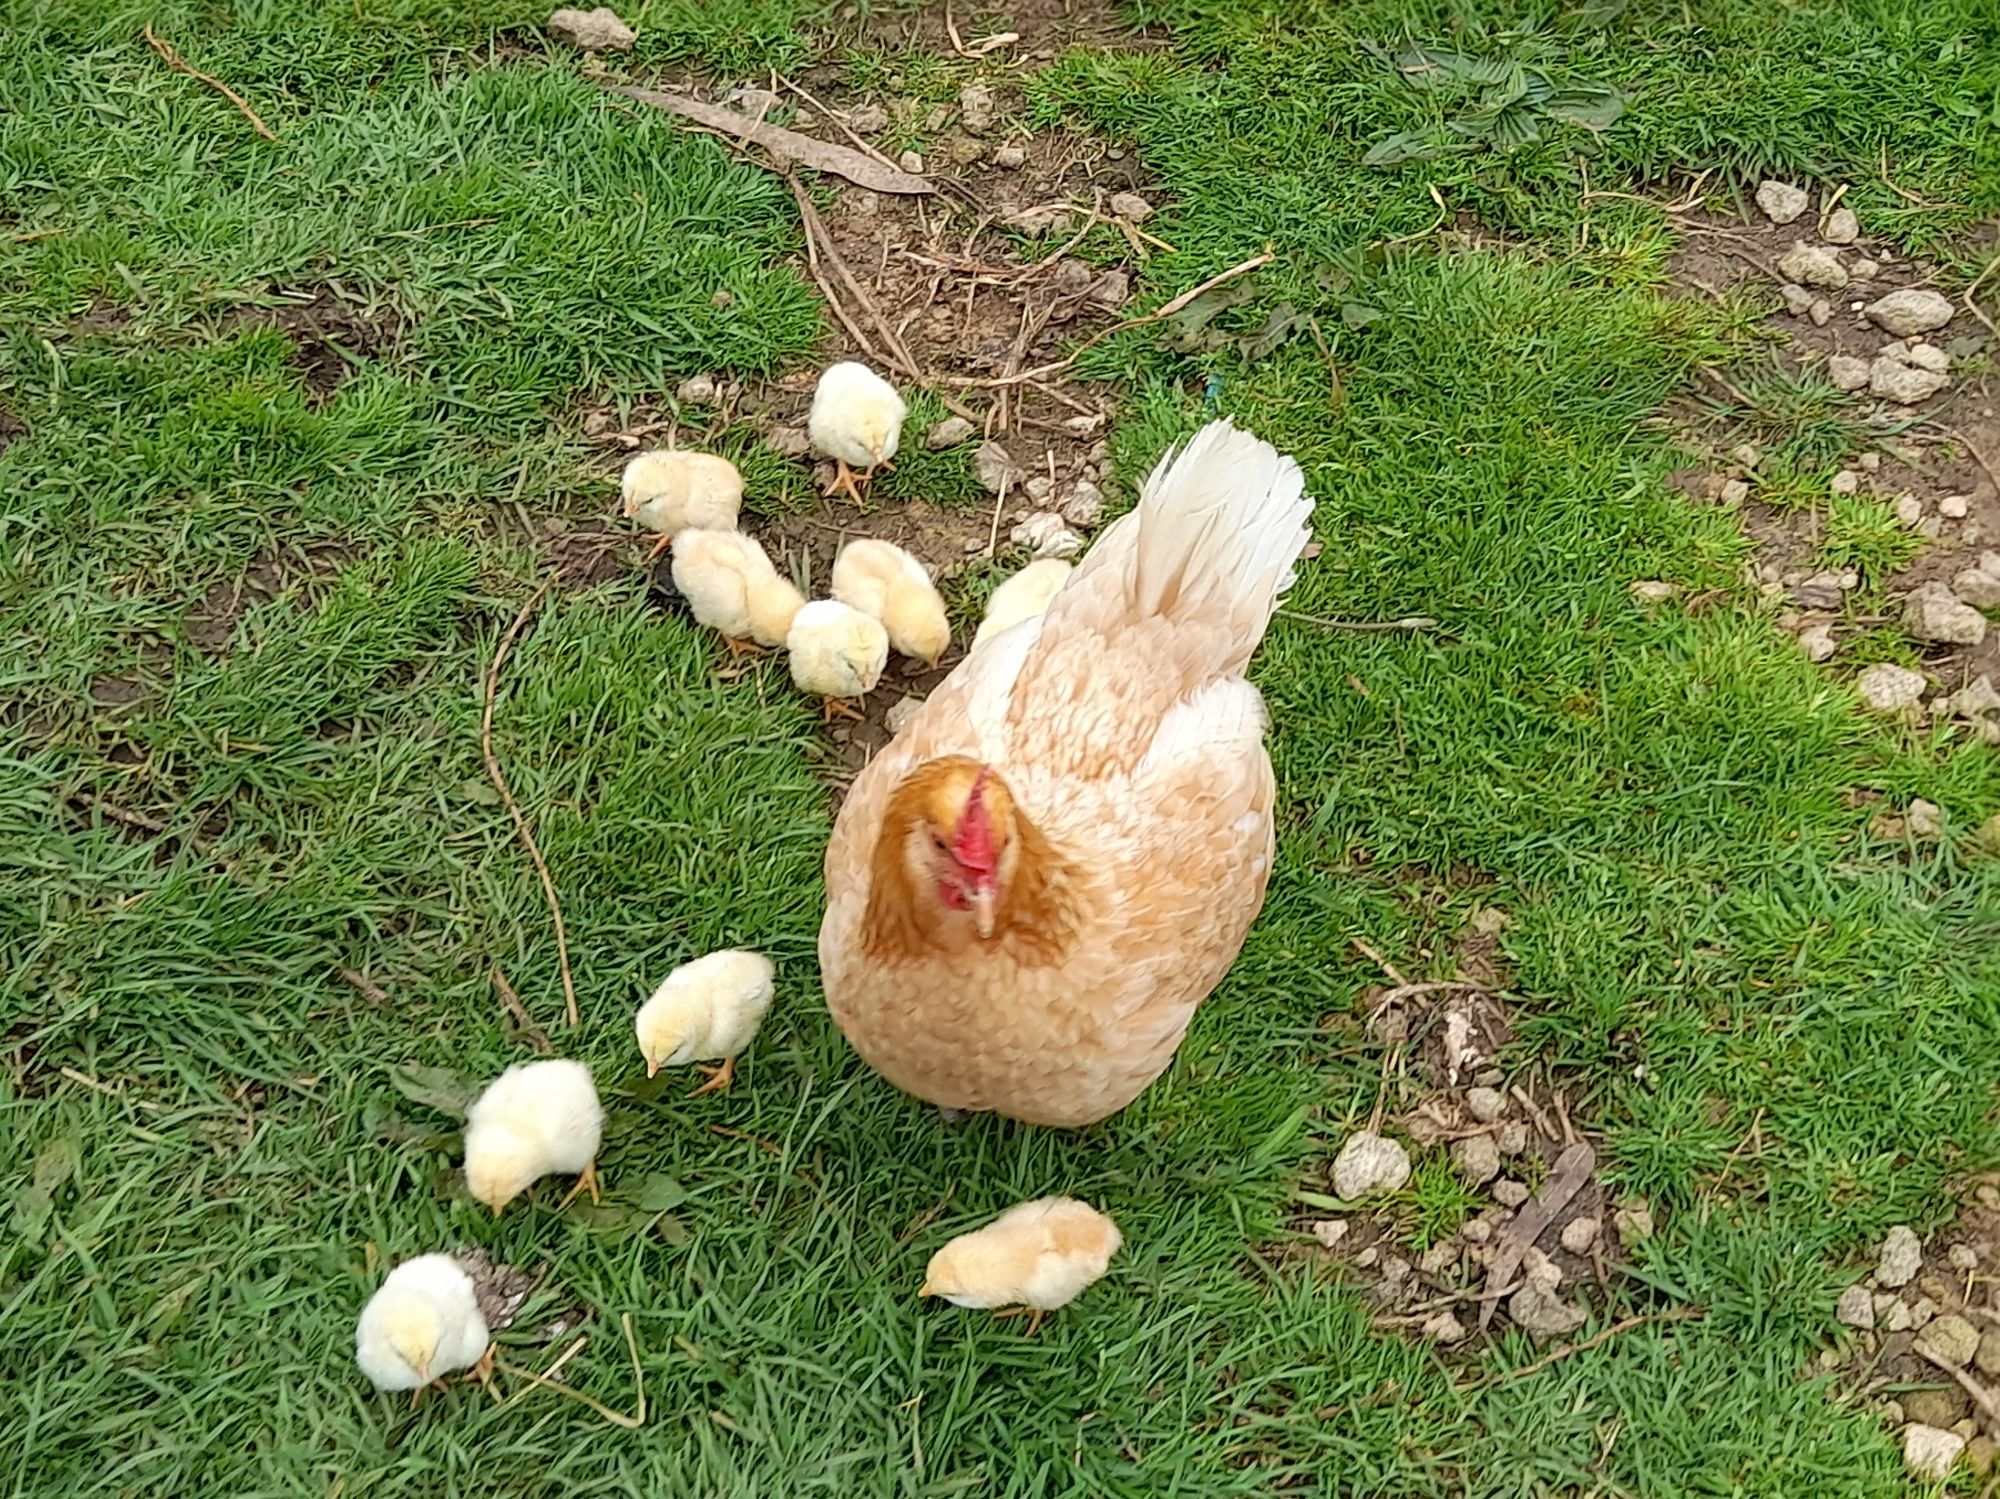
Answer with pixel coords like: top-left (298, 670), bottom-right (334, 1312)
top-left (556, 1158), bottom-right (602, 1211)
top-left (823, 459), bottom-right (863, 503)
top-left (690, 1057), bottom-right (735, 1096)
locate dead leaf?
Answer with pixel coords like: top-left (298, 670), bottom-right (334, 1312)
top-left (389, 1062), bottom-right (480, 1118)
top-left (606, 85), bottom-right (936, 196)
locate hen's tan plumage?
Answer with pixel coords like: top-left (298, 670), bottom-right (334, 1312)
top-left (819, 420), bottom-right (1311, 1126)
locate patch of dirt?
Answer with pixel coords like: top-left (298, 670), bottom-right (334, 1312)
top-left (856, 0), bottom-right (1157, 55)
top-left (0, 402), bottom-right (24, 455)
top-left (1828, 1185), bottom-right (2000, 1471)
top-left (227, 286), bottom-right (402, 403)
top-left (1665, 201), bottom-right (2000, 725)
top-left (1295, 912), bottom-right (1667, 1350)
top-left (180, 540), bottom-right (357, 655)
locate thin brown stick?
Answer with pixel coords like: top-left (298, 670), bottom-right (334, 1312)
top-left (1504, 1307), bottom-right (1704, 1380)
top-left (777, 74), bottom-right (903, 175)
top-left (1279, 610), bottom-right (1440, 633)
top-left (337, 968), bottom-right (390, 1007)
top-left (141, 24), bottom-right (276, 140)
top-left (72, 794), bottom-right (166, 835)
top-left (1962, 248), bottom-right (2000, 335)
top-left (784, 171), bottom-right (925, 382)
top-left (1370, 978), bottom-right (1493, 1008)
top-left (1915, 1345), bottom-right (2000, 1436)
top-left (985, 471), bottom-right (1011, 557)
top-left (481, 576), bottom-right (577, 1028)
top-left (942, 251), bottom-right (1276, 390)
top-left (492, 965), bottom-right (553, 1054)
top-left (497, 1313), bottom-right (646, 1428)
top-left (1352, 937), bottom-right (1410, 987)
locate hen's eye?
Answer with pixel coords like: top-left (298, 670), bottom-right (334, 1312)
top-left (928, 831), bottom-right (948, 850)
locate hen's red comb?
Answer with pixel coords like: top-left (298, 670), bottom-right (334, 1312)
top-left (952, 768), bottom-right (997, 873)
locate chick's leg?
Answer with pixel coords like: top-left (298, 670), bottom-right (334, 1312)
top-left (821, 697), bottom-right (865, 723)
top-left (822, 459), bottom-right (863, 503)
top-left (643, 533), bottom-right (673, 565)
top-left (690, 1056), bottom-right (735, 1096)
top-left (991, 1306), bottom-right (1046, 1337)
top-left (556, 1158), bottom-right (601, 1211)
top-left (721, 636), bottom-right (765, 660)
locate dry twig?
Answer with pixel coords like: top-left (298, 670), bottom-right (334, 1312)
top-left (498, 1313), bottom-right (647, 1428)
top-left (608, 85), bottom-right (932, 195)
top-left (337, 968), bottom-right (390, 1007)
top-left (1279, 610), bottom-right (1440, 633)
top-left (1504, 1307), bottom-right (1705, 1381)
top-left (944, 251), bottom-right (1276, 390)
top-left (481, 576), bottom-right (578, 1028)
top-left (142, 24), bottom-right (276, 139)
top-left (492, 965), bottom-right (553, 1054)
top-left (1914, 1345), bottom-right (2000, 1437)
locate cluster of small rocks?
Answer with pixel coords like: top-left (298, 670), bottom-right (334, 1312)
top-left (1757, 181), bottom-right (1959, 405)
top-left (1830, 1219), bottom-right (2000, 1483)
top-left (942, 429), bottom-right (1115, 560)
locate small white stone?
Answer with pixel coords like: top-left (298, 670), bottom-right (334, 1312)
top-left (1907, 800), bottom-right (1944, 839)
top-left (1781, 283), bottom-right (1815, 316)
top-left (1950, 1245), bottom-right (1980, 1271)
top-left (1877, 1224), bottom-right (1923, 1288)
top-left (1331, 1132), bottom-right (1411, 1201)
top-left (1849, 257), bottom-right (1880, 281)
top-left (1452, 1134), bottom-right (1502, 1186)
top-left (1421, 1311), bottom-right (1469, 1345)
top-left (1353, 1245), bottom-right (1379, 1269)
top-left (1060, 480), bottom-right (1104, 529)
top-left (1856, 663), bottom-right (1926, 713)
top-left (1872, 353), bottom-right (1950, 404)
top-left (1957, 566), bottom-right (2000, 608)
top-left (1940, 494), bottom-right (1970, 520)
top-left (1884, 1299), bottom-right (1915, 1333)
top-left (1809, 299), bottom-right (1832, 326)
top-left (1756, 180), bottom-right (1811, 224)
top-left (1836, 1283), bottom-right (1876, 1328)
top-left (925, 415), bottom-right (975, 450)
top-left (1492, 1179), bottom-right (1530, 1208)
top-left (1778, 242), bottom-right (1847, 290)
top-left (1108, 191), bottom-right (1155, 222)
top-left (1460, 1218), bottom-right (1493, 1245)
top-left (1719, 478), bottom-right (1751, 505)
top-left (1914, 1314), bottom-right (1981, 1368)
top-left (1905, 342), bottom-right (1950, 373)
top-left (547, 5), bottom-right (636, 50)
top-left (674, 373), bottom-right (716, 404)
top-left (1629, 579), bottom-right (1679, 604)
top-left (1310, 1218), bottom-right (1348, 1249)
top-left (1903, 1425), bottom-right (1965, 1483)
top-left (897, 149), bottom-right (925, 174)
top-left (1830, 470), bottom-right (1861, 495)
top-left (992, 144), bottom-right (1027, 170)
top-left (1798, 623), bottom-right (1837, 663)
top-left (1893, 494), bottom-right (1925, 527)
top-left (1559, 1217), bottom-right (1600, 1254)
top-left (1613, 1199), bottom-right (1656, 1244)
top-left (1823, 205), bottom-right (1860, 244)
top-left (1729, 443), bottom-right (1762, 470)
top-left (1008, 511), bottom-right (1084, 561)
top-left (1866, 288), bottom-right (1955, 336)
top-left (1904, 580), bottom-right (1988, 645)
top-left (1858, 453), bottom-right (1882, 472)
top-left (1827, 355), bottom-right (1871, 392)
top-left (1465, 1086), bottom-right (1506, 1123)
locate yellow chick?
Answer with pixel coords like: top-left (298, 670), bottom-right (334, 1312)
top-left (670, 528), bottom-right (806, 657)
top-left (462, 1059), bottom-right (605, 1216)
top-left (972, 558), bottom-right (1073, 648)
top-left (634, 948), bottom-right (775, 1095)
top-left (808, 360), bottom-right (906, 502)
top-left (920, 1196), bottom-right (1122, 1336)
top-left (621, 450), bottom-right (744, 562)
top-left (831, 538), bottom-right (950, 666)
top-left (355, 1253), bottom-right (492, 1408)
top-left (787, 598), bottom-right (889, 720)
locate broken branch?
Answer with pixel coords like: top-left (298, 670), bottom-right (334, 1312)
top-left (142, 24), bottom-right (276, 140)
top-left (606, 85), bottom-right (934, 196)
top-left (481, 576), bottom-right (578, 1029)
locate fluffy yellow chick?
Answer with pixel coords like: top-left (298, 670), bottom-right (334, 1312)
top-left (634, 948), bottom-right (775, 1094)
top-left (972, 558), bottom-right (1073, 648)
top-left (355, 1252), bottom-right (492, 1408)
top-left (462, 1058), bottom-right (605, 1216)
top-left (920, 1196), bottom-right (1122, 1336)
top-left (831, 538), bottom-right (950, 666)
top-left (787, 598), bottom-right (889, 720)
top-left (670, 528), bottom-right (806, 656)
top-left (808, 361), bottom-right (906, 502)
top-left (621, 450), bottom-right (744, 562)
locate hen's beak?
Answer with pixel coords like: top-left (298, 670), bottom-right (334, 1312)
top-left (970, 886), bottom-right (997, 940)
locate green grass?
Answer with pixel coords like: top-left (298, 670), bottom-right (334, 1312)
top-left (5, 0), bottom-right (2000, 1495)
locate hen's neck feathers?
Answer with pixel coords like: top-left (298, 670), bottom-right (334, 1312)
top-left (860, 760), bottom-right (1082, 965)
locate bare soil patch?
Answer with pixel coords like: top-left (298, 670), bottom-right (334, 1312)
top-left (1666, 204), bottom-right (1999, 718)
top-left (227, 285), bottom-right (403, 404)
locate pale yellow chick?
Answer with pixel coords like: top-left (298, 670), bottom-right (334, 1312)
top-left (920, 1196), bottom-right (1122, 1335)
top-left (808, 361), bottom-right (906, 502)
top-left (972, 558), bottom-right (1073, 648)
top-left (621, 450), bottom-right (744, 562)
top-left (831, 538), bottom-right (950, 666)
top-left (787, 598), bottom-right (889, 720)
top-left (462, 1058), bottom-right (605, 1216)
top-left (670, 528), bottom-right (806, 656)
top-left (355, 1252), bottom-right (492, 1408)
top-left (634, 948), bottom-right (775, 1095)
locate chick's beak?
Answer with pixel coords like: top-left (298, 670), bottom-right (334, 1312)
top-left (645, 1058), bottom-right (659, 1079)
top-left (918, 1280), bottom-right (935, 1298)
top-left (970, 885), bottom-right (997, 940)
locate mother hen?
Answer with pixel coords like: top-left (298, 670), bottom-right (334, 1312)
top-left (819, 419), bottom-right (1312, 1126)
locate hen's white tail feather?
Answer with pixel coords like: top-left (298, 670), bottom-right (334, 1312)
top-left (1066, 418), bottom-right (1311, 676)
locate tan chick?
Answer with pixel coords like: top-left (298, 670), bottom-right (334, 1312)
top-left (462, 1059), bottom-right (605, 1216)
top-left (670, 528), bottom-right (806, 657)
top-left (808, 361), bottom-right (906, 503)
top-left (971, 558), bottom-right (1073, 648)
top-left (634, 948), bottom-right (774, 1095)
top-left (831, 538), bottom-right (950, 666)
top-left (356, 1252), bottom-right (492, 1408)
top-left (621, 450), bottom-right (744, 562)
top-left (920, 1196), bottom-right (1122, 1335)
top-left (787, 598), bottom-right (889, 721)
